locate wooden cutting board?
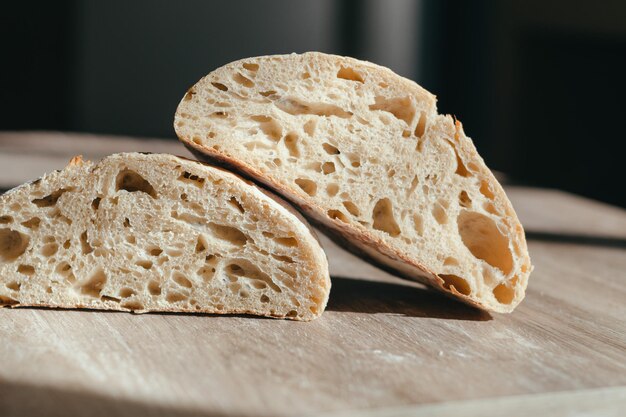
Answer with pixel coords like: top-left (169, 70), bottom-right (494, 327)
top-left (1, 132), bottom-right (625, 417)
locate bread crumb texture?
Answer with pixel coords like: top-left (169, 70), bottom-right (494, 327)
top-left (175, 52), bottom-right (532, 312)
top-left (0, 153), bottom-right (330, 320)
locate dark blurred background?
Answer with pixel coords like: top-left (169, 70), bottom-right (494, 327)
top-left (1, 0), bottom-right (625, 207)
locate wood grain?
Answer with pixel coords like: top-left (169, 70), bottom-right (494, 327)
top-left (1, 132), bottom-right (625, 416)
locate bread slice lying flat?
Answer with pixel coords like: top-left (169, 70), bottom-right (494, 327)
top-left (0, 153), bottom-right (330, 320)
top-left (174, 52), bottom-right (532, 313)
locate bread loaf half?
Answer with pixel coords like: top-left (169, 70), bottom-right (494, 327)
top-left (0, 153), bottom-right (330, 320)
top-left (174, 52), bottom-right (532, 313)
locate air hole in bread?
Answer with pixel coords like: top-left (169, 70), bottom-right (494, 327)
top-left (322, 162), bottom-right (336, 175)
top-left (443, 257), bottom-right (459, 266)
top-left (295, 178), bottom-right (317, 196)
top-left (135, 260), bottom-right (153, 270)
top-left (484, 202), bottom-right (498, 215)
top-left (250, 115), bottom-right (282, 141)
top-left (326, 183), bottom-right (339, 197)
top-left (413, 214), bottom-right (424, 235)
top-left (342, 201), bottom-right (360, 217)
top-left (344, 153), bottom-right (360, 167)
top-left (372, 199), bottom-right (401, 237)
top-left (327, 209), bottom-right (348, 223)
top-left (226, 260), bottom-right (281, 292)
top-left (173, 272), bottom-right (193, 288)
top-left (56, 262), bottom-right (72, 274)
top-left (211, 111), bottom-right (228, 119)
top-left (479, 180), bottom-right (495, 199)
top-left (119, 287), bottom-right (136, 298)
top-left (272, 158), bottom-right (282, 167)
top-left (274, 237), bottom-right (298, 247)
top-left (0, 295), bottom-right (19, 305)
top-left (208, 223), bottom-right (248, 247)
top-left (284, 132), bottom-right (300, 157)
top-left (279, 265), bottom-right (297, 280)
top-left (53, 210), bottom-right (72, 225)
top-left (369, 96), bottom-right (415, 127)
top-left (300, 72), bottom-right (311, 79)
top-left (79, 268), bottom-right (107, 298)
top-left (211, 82), bottom-right (228, 91)
top-left (242, 62), bottom-right (259, 72)
top-left (244, 141), bottom-right (273, 151)
top-left (0, 216), bottom-right (13, 224)
top-left (165, 248), bottom-right (183, 258)
top-left (41, 243), bottom-right (58, 257)
top-left (148, 280), bottom-right (162, 296)
top-left (459, 191), bottom-right (472, 208)
top-left (233, 72), bottom-right (254, 88)
top-left (21, 217), bottom-right (41, 230)
top-left (260, 294), bottom-right (270, 303)
top-left (303, 119), bottom-right (317, 136)
top-left (439, 274), bottom-right (471, 296)
top-left (79, 231), bottom-right (93, 254)
top-left (259, 90), bottom-right (277, 97)
top-left (166, 291), bottom-right (187, 303)
top-left (148, 247), bottom-right (163, 256)
top-left (121, 300), bottom-right (144, 311)
top-left (493, 279), bottom-right (516, 304)
top-left (0, 228), bottom-right (29, 261)
top-left (451, 145), bottom-right (471, 177)
top-left (271, 253), bottom-right (294, 264)
top-left (432, 201), bottom-right (448, 225)
top-left (91, 197), bottom-right (101, 210)
top-left (102, 294), bottom-right (121, 303)
top-left (126, 235), bottom-right (136, 244)
top-left (116, 170), bottom-right (157, 198)
top-left (206, 254), bottom-right (219, 265)
top-left (6, 281), bottom-right (20, 291)
top-left (31, 188), bottom-right (73, 208)
top-left (414, 112), bottom-right (427, 138)
top-left (337, 66), bottom-right (364, 83)
top-left (275, 97), bottom-right (352, 118)
top-left (458, 210), bottom-right (513, 274)
top-left (178, 171), bottom-right (205, 188)
top-left (197, 266), bottom-right (215, 281)
top-left (17, 264), bottom-right (35, 275)
top-left (322, 143), bottom-right (340, 155)
top-left (228, 197), bottom-right (245, 214)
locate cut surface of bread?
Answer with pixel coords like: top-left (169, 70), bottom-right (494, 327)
top-left (0, 153), bottom-right (330, 320)
top-left (175, 52), bottom-right (532, 313)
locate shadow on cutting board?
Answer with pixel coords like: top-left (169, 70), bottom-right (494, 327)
top-left (327, 276), bottom-right (492, 321)
top-left (0, 379), bottom-right (243, 417)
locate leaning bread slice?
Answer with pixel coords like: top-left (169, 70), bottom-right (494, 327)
top-left (175, 52), bottom-right (532, 313)
top-left (0, 153), bottom-right (330, 320)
